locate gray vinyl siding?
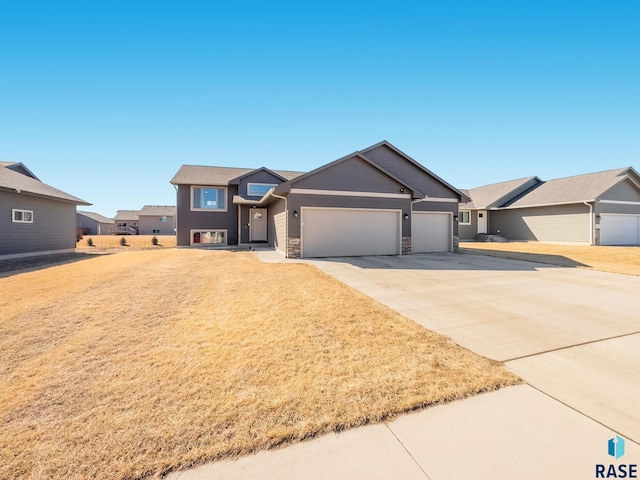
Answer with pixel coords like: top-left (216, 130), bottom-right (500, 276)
top-left (238, 170), bottom-right (284, 197)
top-left (175, 184), bottom-right (240, 246)
top-left (138, 215), bottom-right (176, 235)
top-left (0, 190), bottom-right (77, 256)
top-left (412, 201), bottom-right (459, 238)
top-left (492, 204), bottom-right (591, 243)
top-left (292, 156), bottom-right (406, 194)
top-left (363, 144), bottom-right (459, 199)
top-left (268, 198), bottom-right (286, 251)
top-left (458, 209), bottom-right (476, 240)
top-left (596, 202), bottom-right (640, 215)
top-left (77, 214), bottom-right (99, 235)
top-left (600, 179), bottom-right (640, 203)
top-left (286, 194), bottom-right (411, 238)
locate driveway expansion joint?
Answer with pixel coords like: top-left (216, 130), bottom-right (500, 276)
top-left (384, 422), bottom-right (433, 480)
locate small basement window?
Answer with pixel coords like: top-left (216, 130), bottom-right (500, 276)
top-left (12, 209), bottom-right (33, 223)
top-left (459, 210), bottom-right (471, 225)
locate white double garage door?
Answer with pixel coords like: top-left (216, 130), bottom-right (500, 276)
top-left (600, 214), bottom-right (640, 245)
top-left (301, 207), bottom-right (451, 258)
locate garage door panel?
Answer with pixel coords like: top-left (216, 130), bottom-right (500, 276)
top-left (302, 208), bottom-right (400, 258)
top-left (412, 212), bottom-right (451, 253)
top-left (600, 214), bottom-right (640, 245)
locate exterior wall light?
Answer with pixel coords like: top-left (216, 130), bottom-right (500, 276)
top-left (293, 210), bottom-right (299, 218)
top-left (404, 213), bottom-right (409, 220)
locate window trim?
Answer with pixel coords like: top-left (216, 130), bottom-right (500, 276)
top-left (247, 182), bottom-right (277, 197)
top-left (191, 186), bottom-right (228, 212)
top-left (459, 210), bottom-right (471, 225)
top-left (190, 229), bottom-right (227, 246)
top-left (12, 209), bottom-right (34, 223)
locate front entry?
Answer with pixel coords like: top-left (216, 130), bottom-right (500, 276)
top-left (477, 210), bottom-right (487, 234)
top-left (249, 208), bottom-right (267, 242)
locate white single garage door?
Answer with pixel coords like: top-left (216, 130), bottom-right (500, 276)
top-left (600, 214), bottom-right (640, 245)
top-left (301, 207), bottom-right (401, 258)
top-left (412, 212), bottom-right (452, 253)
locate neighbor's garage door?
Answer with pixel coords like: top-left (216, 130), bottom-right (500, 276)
top-left (600, 214), bottom-right (640, 245)
top-left (301, 208), bottom-right (401, 258)
top-left (412, 212), bottom-right (452, 253)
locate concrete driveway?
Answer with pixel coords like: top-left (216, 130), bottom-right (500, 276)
top-left (169, 250), bottom-right (640, 479)
top-left (304, 252), bottom-right (640, 444)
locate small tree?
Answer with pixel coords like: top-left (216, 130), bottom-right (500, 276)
top-left (120, 236), bottom-right (128, 247)
top-left (86, 237), bottom-right (94, 247)
top-left (151, 236), bottom-right (159, 246)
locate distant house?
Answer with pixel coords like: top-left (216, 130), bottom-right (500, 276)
top-left (460, 167), bottom-right (640, 245)
top-left (77, 211), bottom-right (115, 235)
top-left (112, 210), bottom-right (140, 235)
top-left (138, 205), bottom-right (176, 235)
top-left (171, 141), bottom-right (468, 258)
top-left (0, 161), bottom-right (90, 258)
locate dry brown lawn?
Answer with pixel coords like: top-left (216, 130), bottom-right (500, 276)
top-left (77, 235), bottom-right (177, 250)
top-left (0, 250), bottom-right (519, 480)
top-left (460, 242), bottom-right (640, 276)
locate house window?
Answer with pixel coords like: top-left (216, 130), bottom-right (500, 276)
top-left (12, 209), bottom-right (33, 223)
top-left (192, 187), bottom-right (227, 211)
top-left (159, 216), bottom-right (167, 222)
top-left (191, 230), bottom-right (227, 245)
top-left (152, 229), bottom-right (160, 234)
top-left (459, 210), bottom-right (471, 225)
top-left (247, 183), bottom-right (277, 197)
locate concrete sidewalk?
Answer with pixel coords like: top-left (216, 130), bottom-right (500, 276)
top-left (166, 250), bottom-right (640, 479)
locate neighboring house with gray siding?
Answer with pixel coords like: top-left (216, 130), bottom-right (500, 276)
top-left (77, 211), bottom-right (115, 235)
top-left (0, 161), bottom-right (90, 258)
top-left (461, 167), bottom-right (640, 245)
top-left (138, 205), bottom-right (176, 235)
top-left (171, 141), bottom-right (468, 258)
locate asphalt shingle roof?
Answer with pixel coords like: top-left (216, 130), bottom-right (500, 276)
top-left (113, 210), bottom-right (140, 221)
top-left (139, 205), bottom-right (176, 216)
top-left (77, 211), bottom-right (115, 224)
top-left (170, 165), bottom-right (304, 185)
top-left (460, 176), bottom-right (540, 210)
top-left (0, 163), bottom-right (90, 205)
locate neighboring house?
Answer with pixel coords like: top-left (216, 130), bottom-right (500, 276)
top-left (171, 141), bottom-right (468, 258)
top-left (138, 205), bottom-right (176, 235)
top-left (0, 161), bottom-right (90, 258)
top-left (77, 211), bottom-right (115, 235)
top-left (460, 167), bottom-right (640, 245)
top-left (111, 210), bottom-right (140, 235)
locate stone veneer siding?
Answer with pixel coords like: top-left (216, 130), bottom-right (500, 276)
top-left (453, 236), bottom-right (459, 251)
top-left (402, 236), bottom-right (411, 255)
top-left (287, 237), bottom-right (301, 258)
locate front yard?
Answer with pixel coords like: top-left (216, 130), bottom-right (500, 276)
top-left (460, 242), bottom-right (640, 276)
top-left (0, 250), bottom-right (518, 480)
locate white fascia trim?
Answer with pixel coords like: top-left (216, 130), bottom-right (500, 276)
top-left (599, 199), bottom-right (640, 206)
top-left (502, 200), bottom-right (595, 210)
top-left (290, 188), bottom-right (410, 199)
top-left (412, 197), bottom-right (459, 203)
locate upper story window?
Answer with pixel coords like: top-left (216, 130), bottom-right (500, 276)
top-left (12, 209), bottom-right (33, 223)
top-left (459, 210), bottom-right (471, 225)
top-left (192, 187), bottom-right (227, 211)
top-left (247, 183), bottom-right (277, 197)
top-left (159, 216), bottom-right (167, 222)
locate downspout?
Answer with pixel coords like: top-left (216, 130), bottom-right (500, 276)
top-left (237, 204), bottom-right (242, 246)
top-left (584, 201), bottom-right (593, 246)
top-left (271, 191), bottom-right (288, 257)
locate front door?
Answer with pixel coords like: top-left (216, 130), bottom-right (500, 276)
top-left (249, 208), bottom-right (268, 242)
top-left (477, 211), bottom-right (487, 234)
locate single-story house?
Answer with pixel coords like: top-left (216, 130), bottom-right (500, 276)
top-left (138, 205), bottom-right (176, 235)
top-left (112, 210), bottom-right (140, 235)
top-left (0, 161), bottom-right (90, 259)
top-left (171, 141), bottom-right (468, 258)
top-left (77, 211), bottom-right (115, 235)
top-left (460, 167), bottom-right (640, 245)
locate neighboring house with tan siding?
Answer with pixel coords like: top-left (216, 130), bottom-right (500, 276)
top-left (77, 211), bottom-right (115, 235)
top-left (138, 205), bottom-right (176, 235)
top-left (171, 141), bottom-right (468, 258)
top-left (111, 210), bottom-right (140, 235)
top-left (0, 161), bottom-right (90, 258)
top-left (461, 167), bottom-right (640, 245)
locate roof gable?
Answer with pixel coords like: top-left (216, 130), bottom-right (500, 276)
top-left (0, 161), bottom-right (40, 180)
top-left (171, 165), bottom-right (304, 186)
top-left (461, 176), bottom-right (542, 210)
top-left (0, 163), bottom-right (89, 205)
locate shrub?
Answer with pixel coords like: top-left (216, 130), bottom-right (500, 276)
top-left (119, 237), bottom-right (128, 247)
top-left (86, 238), bottom-right (94, 247)
top-left (151, 236), bottom-right (159, 246)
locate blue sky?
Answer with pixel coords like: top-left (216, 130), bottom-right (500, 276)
top-left (1, 1), bottom-right (638, 217)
